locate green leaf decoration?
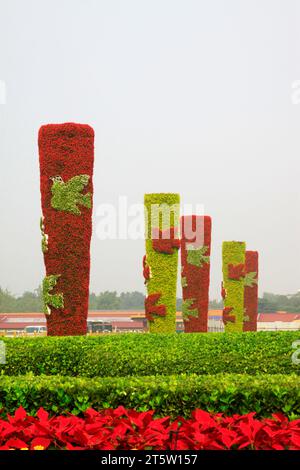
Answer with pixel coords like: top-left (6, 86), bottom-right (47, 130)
top-left (187, 245), bottom-right (210, 268)
top-left (50, 175), bottom-right (92, 215)
top-left (244, 272), bottom-right (258, 288)
top-left (40, 217), bottom-right (48, 254)
top-left (182, 298), bottom-right (198, 321)
top-left (181, 276), bottom-right (188, 288)
top-left (43, 275), bottom-right (64, 316)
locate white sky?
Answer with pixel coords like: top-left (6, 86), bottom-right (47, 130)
top-left (0, 0), bottom-right (300, 299)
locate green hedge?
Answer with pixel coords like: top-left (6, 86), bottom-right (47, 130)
top-left (1, 373), bottom-right (300, 419)
top-left (0, 331), bottom-right (299, 377)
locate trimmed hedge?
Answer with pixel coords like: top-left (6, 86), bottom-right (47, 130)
top-left (0, 331), bottom-right (299, 377)
top-left (1, 373), bottom-right (300, 419)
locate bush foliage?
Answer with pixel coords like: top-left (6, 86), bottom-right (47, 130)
top-left (0, 373), bottom-right (300, 419)
top-left (0, 331), bottom-right (299, 377)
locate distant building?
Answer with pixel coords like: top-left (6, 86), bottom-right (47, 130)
top-left (257, 313), bottom-right (300, 331)
top-left (0, 310), bottom-right (299, 334)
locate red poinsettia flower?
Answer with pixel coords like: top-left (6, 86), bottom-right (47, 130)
top-left (7, 406), bottom-right (27, 425)
top-left (30, 438), bottom-right (51, 450)
top-left (0, 407), bottom-right (300, 450)
top-left (5, 438), bottom-right (29, 450)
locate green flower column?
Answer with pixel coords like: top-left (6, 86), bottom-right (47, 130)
top-left (222, 241), bottom-right (246, 333)
top-left (144, 193), bottom-right (180, 333)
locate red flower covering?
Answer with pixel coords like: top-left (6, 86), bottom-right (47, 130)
top-left (228, 264), bottom-right (245, 280)
top-left (223, 307), bottom-right (235, 325)
top-left (0, 407), bottom-right (300, 450)
top-left (143, 255), bottom-right (151, 283)
top-left (243, 251), bottom-right (259, 332)
top-left (221, 282), bottom-right (227, 300)
top-left (39, 123), bottom-right (94, 336)
top-left (152, 228), bottom-right (180, 254)
top-left (180, 216), bottom-right (211, 332)
top-left (145, 293), bottom-right (167, 322)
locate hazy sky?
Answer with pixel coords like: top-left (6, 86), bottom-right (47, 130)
top-left (0, 0), bottom-right (300, 299)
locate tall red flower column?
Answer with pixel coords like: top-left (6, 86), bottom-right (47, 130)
top-left (39, 123), bottom-right (94, 336)
top-left (243, 250), bottom-right (259, 332)
top-left (180, 215), bottom-right (212, 332)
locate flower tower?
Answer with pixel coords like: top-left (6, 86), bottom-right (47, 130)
top-left (180, 215), bottom-right (212, 332)
top-left (144, 193), bottom-right (180, 333)
top-left (222, 241), bottom-right (246, 332)
top-left (243, 250), bottom-right (259, 331)
top-left (39, 123), bottom-right (94, 336)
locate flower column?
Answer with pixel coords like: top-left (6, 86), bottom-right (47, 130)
top-left (243, 250), bottom-right (259, 332)
top-left (222, 241), bottom-right (246, 333)
top-left (181, 215), bottom-right (212, 332)
top-left (39, 123), bottom-right (94, 336)
top-left (144, 193), bottom-right (180, 333)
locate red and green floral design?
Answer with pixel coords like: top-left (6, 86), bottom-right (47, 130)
top-left (222, 241), bottom-right (246, 332)
top-left (243, 250), bottom-right (259, 332)
top-left (144, 193), bottom-right (180, 333)
top-left (39, 123), bottom-right (94, 336)
top-left (181, 215), bottom-right (211, 332)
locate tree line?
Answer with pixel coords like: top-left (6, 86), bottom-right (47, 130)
top-left (0, 287), bottom-right (299, 313)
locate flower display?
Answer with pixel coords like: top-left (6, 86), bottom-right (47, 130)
top-left (144, 194), bottom-right (180, 333)
top-left (243, 251), bottom-right (259, 332)
top-left (39, 123), bottom-right (94, 335)
top-left (222, 241), bottom-right (246, 332)
top-left (1, 407), bottom-right (300, 451)
top-left (180, 216), bottom-right (211, 332)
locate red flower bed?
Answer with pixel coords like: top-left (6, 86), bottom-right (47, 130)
top-left (1, 407), bottom-right (300, 450)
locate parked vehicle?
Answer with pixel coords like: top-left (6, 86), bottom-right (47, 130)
top-left (24, 326), bottom-right (47, 335)
top-left (87, 321), bottom-right (112, 333)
